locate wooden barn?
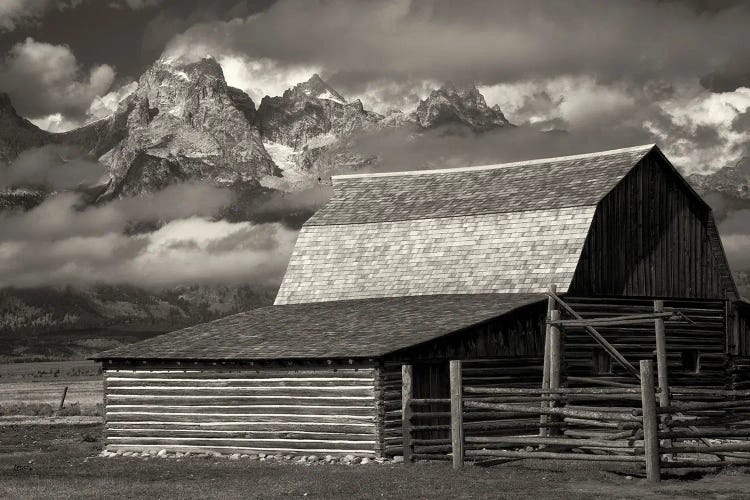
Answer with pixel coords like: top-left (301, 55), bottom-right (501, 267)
top-left (92, 144), bottom-right (749, 458)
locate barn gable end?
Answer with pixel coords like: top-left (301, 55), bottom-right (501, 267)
top-left (570, 149), bottom-right (737, 299)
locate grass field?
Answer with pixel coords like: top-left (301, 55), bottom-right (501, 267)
top-left (0, 360), bottom-right (103, 416)
top-left (2, 423), bottom-right (750, 499)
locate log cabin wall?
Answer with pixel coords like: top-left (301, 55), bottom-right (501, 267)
top-left (569, 154), bottom-right (734, 299)
top-left (564, 297), bottom-right (728, 388)
top-left (379, 357), bottom-right (544, 457)
top-left (102, 363), bottom-right (381, 457)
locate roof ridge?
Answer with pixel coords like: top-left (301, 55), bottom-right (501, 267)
top-left (333, 144), bottom-right (656, 180)
top-left (306, 202), bottom-right (598, 226)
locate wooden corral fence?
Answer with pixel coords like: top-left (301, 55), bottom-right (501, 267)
top-left (401, 288), bottom-right (750, 482)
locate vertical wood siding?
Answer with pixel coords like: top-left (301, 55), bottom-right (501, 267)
top-left (570, 156), bottom-right (733, 299)
top-left (103, 366), bottom-right (378, 456)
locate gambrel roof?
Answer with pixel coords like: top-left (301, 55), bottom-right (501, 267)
top-left (275, 144), bottom-right (656, 305)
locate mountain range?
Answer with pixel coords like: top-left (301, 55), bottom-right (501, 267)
top-left (0, 56), bottom-right (747, 360)
top-left (0, 56), bottom-right (516, 359)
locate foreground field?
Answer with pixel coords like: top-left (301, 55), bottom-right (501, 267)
top-left (2, 423), bottom-right (750, 499)
top-left (0, 361), bottom-right (103, 416)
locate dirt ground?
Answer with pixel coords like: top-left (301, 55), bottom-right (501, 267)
top-left (2, 423), bottom-right (750, 499)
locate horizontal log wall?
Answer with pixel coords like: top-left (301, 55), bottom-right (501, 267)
top-left (382, 357), bottom-right (544, 457)
top-left (103, 365), bottom-right (379, 456)
top-left (730, 357), bottom-right (750, 390)
top-left (563, 297), bottom-right (728, 388)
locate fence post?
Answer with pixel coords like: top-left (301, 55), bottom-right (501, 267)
top-left (654, 300), bottom-right (671, 453)
top-left (540, 284), bottom-right (557, 438)
top-left (58, 385), bottom-right (68, 411)
top-left (549, 309), bottom-right (563, 435)
top-left (640, 360), bottom-right (661, 482)
top-left (402, 364), bottom-right (413, 465)
top-left (450, 360), bottom-right (464, 469)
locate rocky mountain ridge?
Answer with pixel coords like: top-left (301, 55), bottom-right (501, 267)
top-left (688, 158), bottom-right (750, 201)
top-left (0, 57), bottom-right (515, 342)
top-left (0, 57), bottom-right (513, 199)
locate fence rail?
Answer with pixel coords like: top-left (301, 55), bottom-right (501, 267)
top-left (400, 290), bottom-right (750, 482)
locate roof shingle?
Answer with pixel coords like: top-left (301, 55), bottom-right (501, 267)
top-left (92, 294), bottom-right (544, 360)
top-left (308, 144), bottom-right (654, 226)
top-left (276, 145), bottom-right (655, 304)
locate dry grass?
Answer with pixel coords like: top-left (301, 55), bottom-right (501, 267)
top-left (0, 361), bottom-right (104, 417)
top-left (2, 423), bottom-right (750, 499)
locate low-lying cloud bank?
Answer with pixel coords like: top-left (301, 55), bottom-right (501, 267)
top-left (0, 181), bottom-right (298, 289)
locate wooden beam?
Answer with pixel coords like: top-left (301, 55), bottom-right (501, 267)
top-left (640, 360), bottom-right (660, 483)
top-left (547, 291), bottom-right (640, 380)
top-left (540, 284), bottom-right (556, 438)
top-left (449, 360), bottom-right (463, 470)
top-left (653, 300), bottom-right (672, 457)
top-left (401, 364), bottom-right (413, 465)
top-left (549, 309), bottom-right (562, 436)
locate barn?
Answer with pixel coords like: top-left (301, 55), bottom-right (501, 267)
top-left (92, 144), bottom-right (749, 458)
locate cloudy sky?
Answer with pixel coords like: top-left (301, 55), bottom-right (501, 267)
top-left (0, 0), bottom-right (749, 289)
top-left (0, 0), bottom-right (747, 173)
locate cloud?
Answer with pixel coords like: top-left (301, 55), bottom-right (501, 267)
top-left (480, 77), bottom-right (638, 130)
top-left (0, 182), bottom-right (296, 288)
top-left (0, 0), bottom-right (54, 32)
top-left (645, 85), bottom-right (750, 173)
top-left (219, 55), bottom-right (321, 104)
top-left (31, 80), bottom-right (137, 132)
top-left (86, 81), bottom-right (138, 121)
top-left (163, 0), bottom-right (750, 87)
top-left (339, 122), bottom-right (653, 176)
top-left (718, 208), bottom-right (750, 270)
top-left (110, 0), bottom-right (163, 8)
top-left (28, 113), bottom-right (84, 133)
top-left (0, 38), bottom-right (115, 120)
top-left (0, 216), bottom-right (296, 288)
top-left (0, 145), bottom-right (105, 190)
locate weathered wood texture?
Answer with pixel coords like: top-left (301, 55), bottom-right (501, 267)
top-left (103, 365), bottom-right (378, 456)
top-left (382, 357), bottom-right (544, 456)
top-left (563, 297), bottom-right (728, 388)
top-left (569, 155), bottom-right (735, 299)
top-left (736, 304), bottom-right (750, 356)
top-left (388, 300), bottom-right (547, 362)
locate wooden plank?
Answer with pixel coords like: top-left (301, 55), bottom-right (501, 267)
top-left (449, 360), bottom-right (463, 469)
top-left (402, 364), bottom-right (413, 465)
top-left (539, 283), bottom-right (560, 436)
top-left (465, 449), bottom-right (644, 462)
top-left (640, 360), bottom-right (660, 483)
top-left (106, 421), bottom-right (375, 432)
top-left (105, 405), bottom-right (376, 416)
top-left (106, 412), bottom-right (376, 423)
top-left (106, 429), bottom-right (376, 440)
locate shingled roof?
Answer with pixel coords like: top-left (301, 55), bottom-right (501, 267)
top-left (275, 144), bottom-right (656, 305)
top-left (92, 294), bottom-right (544, 360)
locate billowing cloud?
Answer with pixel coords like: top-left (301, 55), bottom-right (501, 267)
top-left (0, 38), bottom-right (115, 120)
top-left (0, 216), bottom-right (296, 288)
top-left (164, 0), bottom-right (750, 88)
top-left (0, 182), bottom-right (296, 288)
top-left (646, 85), bottom-right (750, 174)
top-left (0, 0), bottom-right (54, 32)
top-left (0, 145), bottom-right (105, 190)
top-left (219, 55), bottom-right (321, 104)
top-left (86, 81), bottom-right (138, 122)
